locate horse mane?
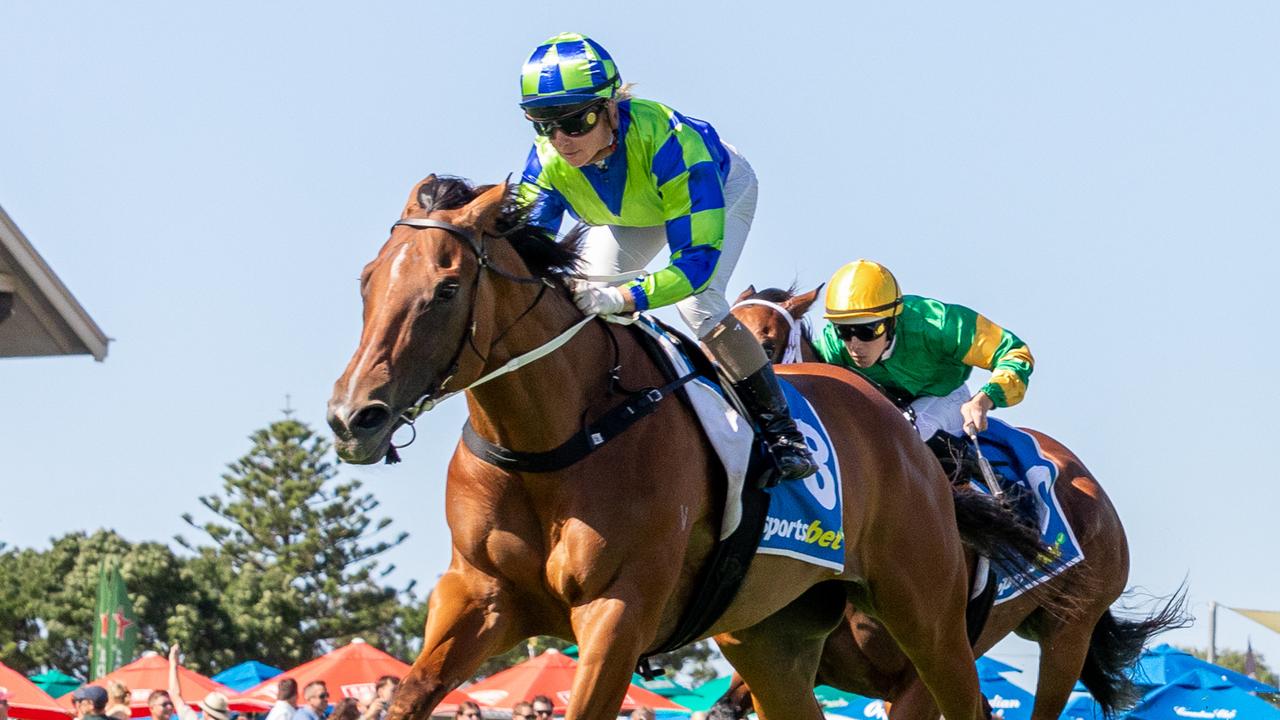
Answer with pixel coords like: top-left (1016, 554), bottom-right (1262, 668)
top-left (416, 175), bottom-right (582, 279)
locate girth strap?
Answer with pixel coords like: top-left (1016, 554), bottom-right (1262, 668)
top-left (461, 370), bottom-right (701, 474)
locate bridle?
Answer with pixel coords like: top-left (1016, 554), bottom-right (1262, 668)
top-left (730, 298), bottom-right (806, 364)
top-left (381, 216), bottom-right (594, 461)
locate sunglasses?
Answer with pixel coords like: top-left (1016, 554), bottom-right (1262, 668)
top-left (527, 102), bottom-right (605, 137)
top-left (515, 714), bottom-right (537, 720)
top-left (834, 321), bottom-right (889, 343)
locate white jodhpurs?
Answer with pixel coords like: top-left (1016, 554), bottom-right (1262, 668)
top-left (579, 144), bottom-right (758, 339)
top-left (910, 384), bottom-right (972, 441)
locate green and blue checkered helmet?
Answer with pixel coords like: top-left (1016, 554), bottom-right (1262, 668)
top-left (520, 32), bottom-right (620, 110)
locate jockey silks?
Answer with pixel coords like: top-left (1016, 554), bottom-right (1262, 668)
top-left (517, 98), bottom-right (731, 311)
top-left (812, 295), bottom-right (1035, 408)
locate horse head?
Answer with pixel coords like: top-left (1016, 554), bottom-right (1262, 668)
top-left (731, 284), bottom-right (823, 363)
top-left (327, 175), bottom-right (516, 464)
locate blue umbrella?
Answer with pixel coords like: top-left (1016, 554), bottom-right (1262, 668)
top-left (978, 665), bottom-right (1035, 720)
top-left (1130, 644), bottom-right (1279, 693)
top-left (1059, 695), bottom-right (1105, 720)
top-left (211, 660), bottom-right (284, 692)
top-left (1128, 669), bottom-right (1280, 720)
top-left (977, 656), bottom-right (1021, 676)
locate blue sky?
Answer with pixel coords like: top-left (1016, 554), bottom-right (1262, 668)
top-left (2, 1), bottom-right (1277, 682)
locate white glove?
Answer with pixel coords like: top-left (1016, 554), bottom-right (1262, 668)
top-left (573, 284), bottom-right (627, 316)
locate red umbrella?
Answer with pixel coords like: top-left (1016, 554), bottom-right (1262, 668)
top-left (455, 650), bottom-right (686, 713)
top-left (243, 640), bottom-right (472, 714)
top-left (242, 640), bottom-right (448, 705)
top-left (57, 654), bottom-right (269, 717)
top-left (0, 661), bottom-right (71, 720)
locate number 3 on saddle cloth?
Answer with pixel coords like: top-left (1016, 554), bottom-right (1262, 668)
top-left (932, 420), bottom-right (1086, 604)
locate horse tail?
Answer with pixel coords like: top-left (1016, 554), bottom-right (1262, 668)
top-left (1079, 586), bottom-right (1191, 716)
top-left (949, 488), bottom-right (1092, 619)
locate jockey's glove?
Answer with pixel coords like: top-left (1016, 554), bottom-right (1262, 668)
top-left (572, 283), bottom-right (627, 316)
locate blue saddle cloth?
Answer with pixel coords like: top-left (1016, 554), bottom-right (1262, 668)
top-left (975, 418), bottom-right (1084, 603)
top-left (757, 378), bottom-right (846, 572)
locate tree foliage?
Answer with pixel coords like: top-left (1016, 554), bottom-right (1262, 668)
top-left (0, 414), bottom-right (420, 677)
top-left (177, 415), bottom-right (412, 668)
top-left (0, 530), bottom-right (199, 676)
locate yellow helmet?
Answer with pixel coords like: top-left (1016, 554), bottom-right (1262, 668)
top-left (824, 260), bottom-right (904, 322)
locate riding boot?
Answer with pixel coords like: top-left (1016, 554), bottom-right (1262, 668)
top-left (732, 363), bottom-right (820, 486)
top-left (701, 314), bottom-right (819, 486)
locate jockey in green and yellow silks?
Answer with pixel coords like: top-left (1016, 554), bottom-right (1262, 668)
top-left (812, 260), bottom-right (1035, 443)
top-left (513, 32), bottom-right (817, 484)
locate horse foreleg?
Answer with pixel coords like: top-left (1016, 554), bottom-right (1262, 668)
top-left (388, 570), bottom-right (517, 720)
top-left (714, 583), bottom-right (847, 720)
top-left (562, 594), bottom-right (659, 719)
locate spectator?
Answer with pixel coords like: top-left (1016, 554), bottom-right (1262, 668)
top-left (292, 682), bottom-right (329, 720)
top-left (329, 699), bottom-right (360, 720)
top-left (167, 644), bottom-right (230, 720)
top-left (105, 681), bottom-right (131, 720)
top-left (72, 686), bottom-right (110, 720)
top-left (530, 696), bottom-right (554, 719)
top-left (454, 701), bottom-right (481, 720)
top-left (147, 691), bottom-right (175, 720)
top-left (628, 708), bottom-right (655, 720)
top-left (358, 676), bottom-right (398, 720)
top-left (510, 702), bottom-right (535, 720)
top-left (266, 678), bottom-right (299, 720)
top-left (0, 689), bottom-right (10, 720)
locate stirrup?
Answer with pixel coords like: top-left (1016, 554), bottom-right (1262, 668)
top-left (758, 441), bottom-right (818, 487)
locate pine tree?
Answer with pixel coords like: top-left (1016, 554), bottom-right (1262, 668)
top-left (179, 414), bottom-right (412, 667)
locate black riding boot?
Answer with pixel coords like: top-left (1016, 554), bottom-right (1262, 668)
top-left (732, 363), bottom-right (820, 486)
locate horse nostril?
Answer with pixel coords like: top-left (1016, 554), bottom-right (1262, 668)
top-left (351, 405), bottom-right (392, 431)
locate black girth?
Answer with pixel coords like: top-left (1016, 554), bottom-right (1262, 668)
top-left (461, 368), bottom-right (700, 473)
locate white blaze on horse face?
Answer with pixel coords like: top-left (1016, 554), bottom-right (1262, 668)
top-left (387, 242), bottom-right (411, 290)
top-left (343, 242), bottom-right (413, 406)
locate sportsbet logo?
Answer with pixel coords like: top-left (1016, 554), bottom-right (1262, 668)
top-left (762, 517), bottom-right (844, 550)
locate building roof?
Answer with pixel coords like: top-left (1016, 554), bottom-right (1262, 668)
top-left (0, 203), bottom-right (109, 360)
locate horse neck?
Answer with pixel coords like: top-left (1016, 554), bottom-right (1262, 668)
top-left (463, 263), bottom-right (614, 452)
top-left (800, 322), bottom-right (821, 363)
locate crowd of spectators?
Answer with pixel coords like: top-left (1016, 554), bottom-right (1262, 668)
top-left (57, 645), bottom-right (684, 720)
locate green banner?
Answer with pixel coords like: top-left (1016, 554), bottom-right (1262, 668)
top-left (90, 562), bottom-right (137, 679)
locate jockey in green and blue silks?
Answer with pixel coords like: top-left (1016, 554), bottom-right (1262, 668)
top-left (814, 259), bottom-right (1035, 441)
top-left (513, 32), bottom-right (817, 485)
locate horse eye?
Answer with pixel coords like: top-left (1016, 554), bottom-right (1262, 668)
top-left (435, 279), bottom-right (460, 300)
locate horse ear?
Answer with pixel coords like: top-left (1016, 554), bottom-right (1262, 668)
top-left (735, 285), bottom-right (757, 304)
top-left (456, 181), bottom-right (510, 233)
top-left (784, 284), bottom-right (824, 319)
top-left (401, 174), bottom-right (440, 219)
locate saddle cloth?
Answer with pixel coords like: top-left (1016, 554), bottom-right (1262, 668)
top-left (632, 317), bottom-right (846, 572)
top-left (974, 418), bottom-right (1085, 604)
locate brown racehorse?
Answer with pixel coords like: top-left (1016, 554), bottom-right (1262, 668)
top-left (327, 175), bottom-right (1049, 720)
top-left (720, 285), bottom-right (1188, 720)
